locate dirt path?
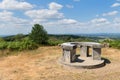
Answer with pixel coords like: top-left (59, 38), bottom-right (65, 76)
top-left (0, 46), bottom-right (120, 80)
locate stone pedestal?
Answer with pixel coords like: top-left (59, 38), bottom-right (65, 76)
top-left (61, 43), bottom-right (77, 63)
top-left (92, 48), bottom-right (101, 60)
top-left (80, 46), bottom-right (89, 57)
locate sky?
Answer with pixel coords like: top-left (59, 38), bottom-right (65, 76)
top-left (0, 0), bottom-right (120, 35)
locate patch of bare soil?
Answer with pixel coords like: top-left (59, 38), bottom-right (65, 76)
top-left (0, 46), bottom-right (120, 80)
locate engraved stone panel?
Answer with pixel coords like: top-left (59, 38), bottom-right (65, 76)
top-left (80, 46), bottom-right (89, 57)
top-left (92, 48), bottom-right (101, 60)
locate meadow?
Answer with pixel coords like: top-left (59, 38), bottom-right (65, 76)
top-left (0, 46), bottom-right (120, 80)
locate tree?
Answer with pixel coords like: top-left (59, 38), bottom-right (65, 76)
top-left (29, 24), bottom-right (48, 44)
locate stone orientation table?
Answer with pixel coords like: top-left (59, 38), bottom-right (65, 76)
top-left (59, 42), bottom-right (105, 69)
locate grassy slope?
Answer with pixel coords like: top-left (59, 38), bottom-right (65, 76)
top-left (0, 46), bottom-right (120, 80)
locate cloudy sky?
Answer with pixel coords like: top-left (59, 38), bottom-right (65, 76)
top-left (0, 0), bottom-right (120, 35)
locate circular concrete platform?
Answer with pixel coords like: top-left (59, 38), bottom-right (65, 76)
top-left (59, 57), bottom-right (105, 69)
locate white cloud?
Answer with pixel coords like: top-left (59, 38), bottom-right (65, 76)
top-left (111, 3), bottom-right (120, 7)
top-left (116, 0), bottom-right (120, 1)
top-left (66, 5), bottom-right (74, 8)
top-left (25, 9), bottom-right (64, 21)
top-left (0, 10), bottom-right (31, 34)
top-left (0, 10), bottom-right (30, 28)
top-left (43, 19), bottom-right (78, 27)
top-left (91, 18), bottom-right (110, 26)
top-left (73, 0), bottom-right (80, 2)
top-left (0, 10), bottom-right (13, 20)
top-left (58, 19), bottom-right (77, 24)
top-left (49, 2), bottom-right (63, 10)
top-left (0, 11), bottom-right (28, 24)
top-left (0, 0), bottom-right (33, 10)
top-left (102, 11), bottom-right (118, 16)
top-left (113, 17), bottom-right (120, 26)
top-left (25, 2), bottom-right (64, 23)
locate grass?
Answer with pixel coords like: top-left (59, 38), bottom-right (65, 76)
top-left (0, 46), bottom-right (120, 80)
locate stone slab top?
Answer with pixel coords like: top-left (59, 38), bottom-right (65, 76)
top-left (61, 42), bottom-right (104, 48)
top-left (61, 43), bottom-right (77, 50)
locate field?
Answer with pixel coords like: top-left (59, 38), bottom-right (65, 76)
top-left (0, 46), bottom-right (120, 80)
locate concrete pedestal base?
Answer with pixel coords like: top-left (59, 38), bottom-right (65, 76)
top-left (59, 57), bottom-right (105, 69)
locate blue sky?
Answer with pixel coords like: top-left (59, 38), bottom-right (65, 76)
top-left (0, 0), bottom-right (120, 35)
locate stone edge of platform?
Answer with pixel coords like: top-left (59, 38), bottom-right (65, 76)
top-left (58, 58), bottom-right (105, 69)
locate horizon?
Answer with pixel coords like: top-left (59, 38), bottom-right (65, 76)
top-left (0, 0), bottom-right (120, 35)
top-left (1, 32), bottom-right (120, 36)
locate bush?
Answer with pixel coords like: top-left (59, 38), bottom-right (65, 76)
top-left (0, 38), bottom-right (38, 51)
top-left (7, 42), bottom-right (20, 51)
top-left (19, 38), bottom-right (38, 50)
top-left (0, 38), bottom-right (5, 42)
top-left (0, 42), bottom-right (8, 50)
top-left (102, 39), bottom-right (120, 49)
top-left (109, 40), bottom-right (120, 49)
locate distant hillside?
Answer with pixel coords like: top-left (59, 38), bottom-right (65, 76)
top-left (0, 35), bottom-right (12, 37)
top-left (73, 33), bottom-right (120, 39)
top-left (1, 33), bottom-right (120, 40)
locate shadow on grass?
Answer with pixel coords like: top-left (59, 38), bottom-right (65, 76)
top-left (75, 55), bottom-right (111, 64)
top-left (102, 57), bottom-right (111, 65)
top-left (75, 55), bottom-right (85, 63)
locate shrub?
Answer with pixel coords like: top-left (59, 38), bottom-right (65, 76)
top-left (0, 42), bottom-right (8, 50)
top-left (102, 40), bottom-right (120, 49)
top-left (0, 38), bottom-right (5, 42)
top-left (0, 39), bottom-right (38, 51)
top-left (20, 38), bottom-right (38, 50)
top-left (7, 42), bottom-right (21, 51)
